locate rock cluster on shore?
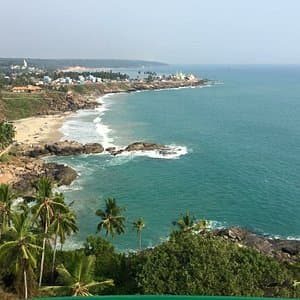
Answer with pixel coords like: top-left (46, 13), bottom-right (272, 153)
top-left (2, 141), bottom-right (167, 195)
top-left (106, 142), bottom-right (168, 156)
top-left (20, 140), bottom-right (104, 157)
top-left (19, 141), bottom-right (171, 158)
top-left (212, 227), bottom-right (300, 261)
top-left (13, 162), bottom-right (77, 195)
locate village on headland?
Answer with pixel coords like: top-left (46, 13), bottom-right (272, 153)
top-left (2, 59), bottom-right (201, 95)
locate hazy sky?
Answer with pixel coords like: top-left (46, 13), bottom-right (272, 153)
top-left (1, 0), bottom-right (300, 64)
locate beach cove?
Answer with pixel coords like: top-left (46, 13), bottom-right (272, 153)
top-left (46, 65), bottom-right (300, 251)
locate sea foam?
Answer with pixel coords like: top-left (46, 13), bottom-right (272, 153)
top-left (116, 144), bottom-right (188, 160)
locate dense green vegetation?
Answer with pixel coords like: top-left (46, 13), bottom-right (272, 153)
top-left (70, 84), bottom-right (98, 95)
top-left (0, 179), bottom-right (299, 299)
top-left (136, 232), bottom-right (299, 297)
top-left (0, 122), bottom-right (15, 150)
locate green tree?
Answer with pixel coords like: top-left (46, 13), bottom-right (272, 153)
top-left (174, 212), bottom-right (209, 233)
top-left (0, 212), bottom-right (41, 299)
top-left (32, 177), bottom-right (68, 287)
top-left (132, 217), bottom-right (145, 250)
top-left (174, 211), bottom-right (195, 232)
top-left (95, 197), bottom-right (126, 239)
top-left (136, 231), bottom-right (298, 297)
top-left (50, 210), bottom-right (78, 280)
top-left (42, 252), bottom-right (113, 296)
top-left (0, 183), bottom-right (16, 238)
top-left (0, 122), bottom-right (15, 150)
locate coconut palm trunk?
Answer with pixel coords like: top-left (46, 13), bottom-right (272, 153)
top-left (39, 221), bottom-right (48, 287)
top-left (139, 231), bottom-right (142, 250)
top-left (51, 233), bottom-right (58, 282)
top-left (133, 217), bottom-right (145, 251)
top-left (24, 269), bottom-right (28, 300)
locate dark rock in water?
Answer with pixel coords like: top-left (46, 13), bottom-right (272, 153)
top-left (44, 162), bottom-right (77, 186)
top-left (111, 150), bottom-right (123, 156)
top-left (106, 142), bottom-right (168, 156)
top-left (84, 143), bottom-right (104, 154)
top-left (45, 141), bottom-right (83, 156)
top-left (19, 141), bottom-right (104, 157)
top-left (212, 227), bottom-right (300, 261)
top-left (125, 142), bottom-right (165, 152)
top-left (12, 161), bottom-right (77, 195)
top-left (105, 147), bottom-right (123, 156)
top-left (105, 147), bottom-right (116, 154)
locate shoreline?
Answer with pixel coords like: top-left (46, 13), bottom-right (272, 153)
top-left (13, 112), bottom-right (72, 145)
top-left (2, 81), bottom-right (300, 252)
top-left (13, 81), bottom-right (208, 147)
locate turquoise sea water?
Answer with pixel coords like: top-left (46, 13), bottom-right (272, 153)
top-left (50, 65), bottom-right (300, 250)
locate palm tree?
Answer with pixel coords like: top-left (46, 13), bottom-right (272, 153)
top-left (42, 253), bottom-right (113, 296)
top-left (50, 210), bottom-right (78, 280)
top-left (0, 212), bottom-right (41, 299)
top-left (174, 211), bottom-right (195, 232)
top-left (174, 212), bottom-right (210, 233)
top-left (193, 219), bottom-right (210, 232)
top-left (32, 177), bottom-right (68, 287)
top-left (95, 197), bottom-right (126, 239)
top-left (132, 217), bottom-right (145, 250)
top-left (0, 183), bottom-right (16, 238)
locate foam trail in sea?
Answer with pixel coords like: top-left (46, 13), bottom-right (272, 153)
top-left (117, 144), bottom-right (188, 160)
top-left (59, 94), bottom-right (116, 148)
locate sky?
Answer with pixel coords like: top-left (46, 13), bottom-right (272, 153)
top-left (1, 0), bottom-right (300, 64)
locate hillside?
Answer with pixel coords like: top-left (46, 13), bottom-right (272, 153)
top-left (0, 90), bottom-right (98, 121)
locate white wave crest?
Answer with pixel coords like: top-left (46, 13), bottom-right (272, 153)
top-left (92, 100), bottom-right (116, 148)
top-left (106, 155), bottom-right (134, 167)
top-left (117, 144), bottom-right (188, 160)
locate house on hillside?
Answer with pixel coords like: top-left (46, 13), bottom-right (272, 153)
top-left (12, 85), bottom-right (42, 93)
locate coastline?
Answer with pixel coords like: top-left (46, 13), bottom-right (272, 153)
top-left (2, 78), bottom-right (300, 252)
top-left (13, 113), bottom-right (72, 145)
top-left (1, 80), bottom-right (206, 187)
top-left (11, 79), bottom-right (207, 147)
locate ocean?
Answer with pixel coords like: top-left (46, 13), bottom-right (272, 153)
top-left (49, 65), bottom-right (300, 251)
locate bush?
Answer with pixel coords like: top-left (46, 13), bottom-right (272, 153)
top-left (135, 232), bottom-right (300, 297)
top-left (0, 122), bottom-right (15, 150)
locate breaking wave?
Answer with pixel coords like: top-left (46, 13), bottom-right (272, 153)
top-left (116, 144), bottom-right (188, 160)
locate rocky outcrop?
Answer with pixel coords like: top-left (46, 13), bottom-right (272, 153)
top-left (84, 143), bottom-right (105, 154)
top-left (20, 141), bottom-right (104, 157)
top-left (42, 91), bottom-right (99, 115)
top-left (106, 142), bottom-right (169, 156)
top-left (44, 162), bottom-right (77, 186)
top-left (125, 142), bottom-right (165, 152)
top-left (212, 227), bottom-right (300, 261)
top-left (9, 157), bottom-right (78, 196)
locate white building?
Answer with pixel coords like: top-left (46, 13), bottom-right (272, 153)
top-left (43, 76), bottom-right (52, 84)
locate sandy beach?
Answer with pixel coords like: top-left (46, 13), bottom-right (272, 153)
top-left (13, 113), bottom-right (71, 145)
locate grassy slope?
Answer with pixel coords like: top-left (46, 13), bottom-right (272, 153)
top-left (0, 91), bottom-right (50, 120)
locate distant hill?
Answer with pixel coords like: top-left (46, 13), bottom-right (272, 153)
top-left (0, 58), bottom-right (167, 70)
